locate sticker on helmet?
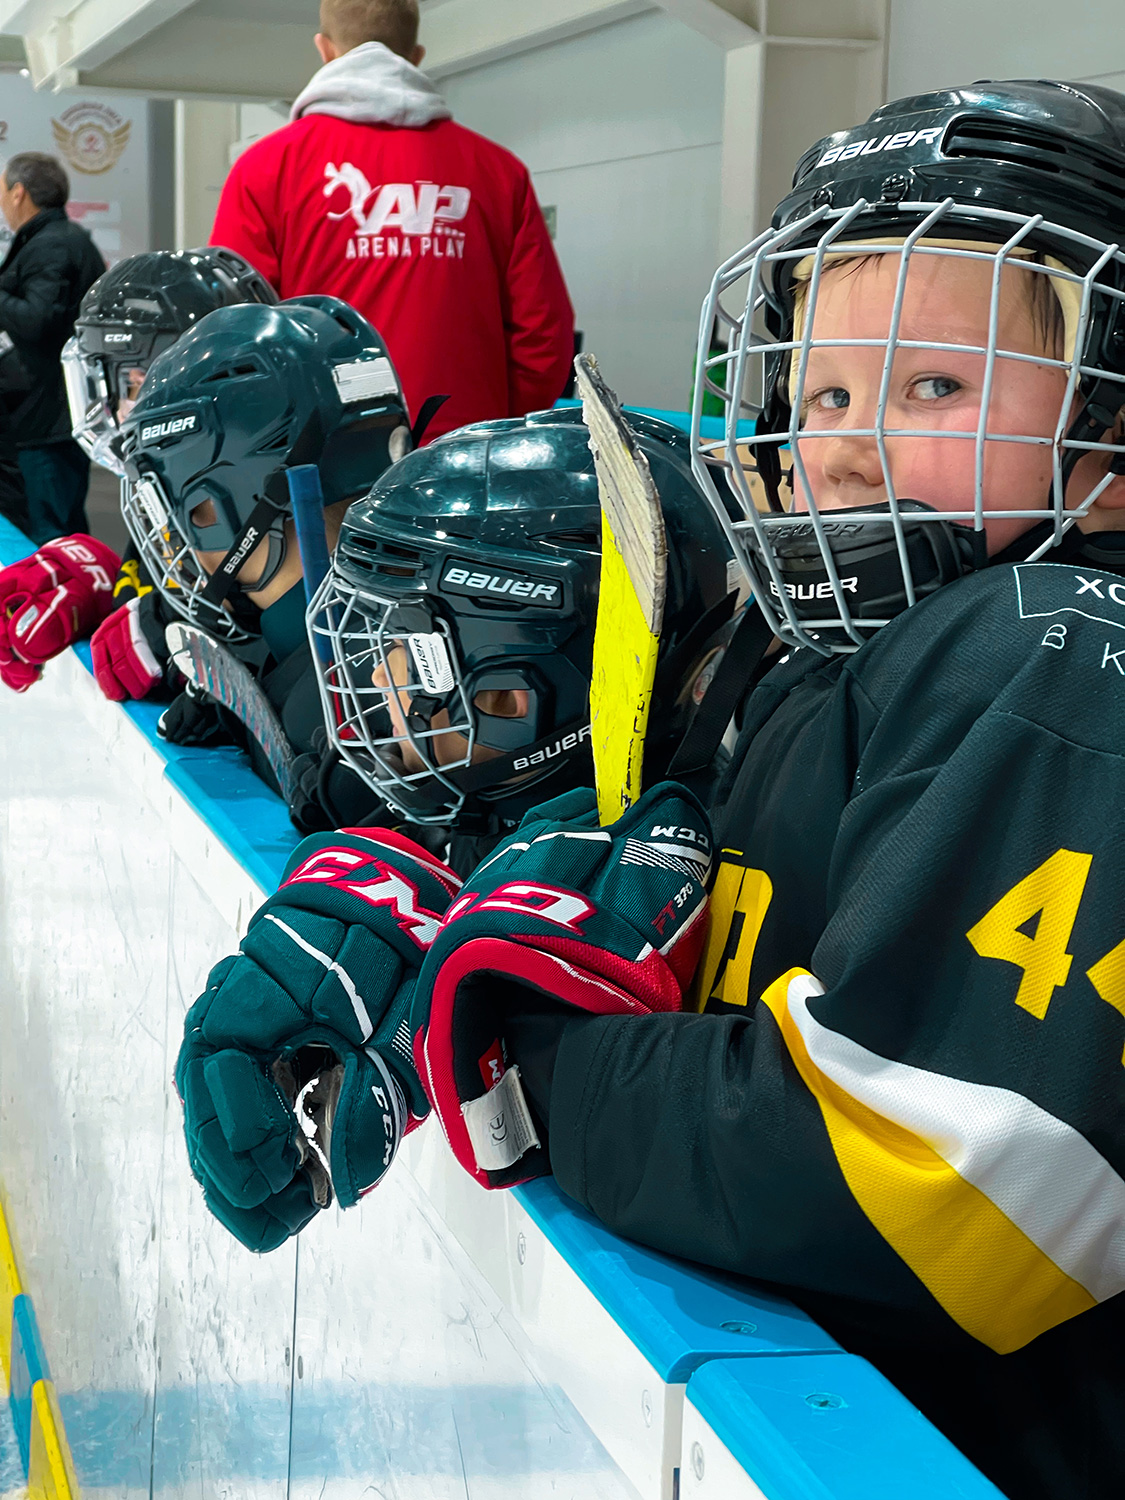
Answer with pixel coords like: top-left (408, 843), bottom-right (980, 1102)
top-left (333, 357), bottom-right (399, 404)
top-left (441, 562), bottom-right (561, 607)
top-left (407, 632), bottom-right (455, 695)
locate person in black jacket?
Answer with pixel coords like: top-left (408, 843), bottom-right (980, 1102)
top-left (0, 152), bottom-right (104, 541)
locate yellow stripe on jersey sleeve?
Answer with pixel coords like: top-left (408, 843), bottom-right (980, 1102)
top-left (760, 967), bottom-right (1125, 1353)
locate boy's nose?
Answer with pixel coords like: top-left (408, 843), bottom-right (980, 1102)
top-left (817, 427), bottom-right (887, 499)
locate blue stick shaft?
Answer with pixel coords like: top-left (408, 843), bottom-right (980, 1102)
top-left (287, 465), bottom-right (331, 607)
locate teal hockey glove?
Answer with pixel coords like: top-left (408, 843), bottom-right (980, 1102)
top-left (176, 828), bottom-right (461, 1251)
top-left (412, 782), bottom-right (713, 1190)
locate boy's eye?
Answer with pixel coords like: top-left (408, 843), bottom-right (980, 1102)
top-left (808, 387), bottom-right (849, 412)
top-left (912, 375), bottom-right (961, 401)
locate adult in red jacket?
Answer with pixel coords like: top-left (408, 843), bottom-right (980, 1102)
top-left (211, 0), bottom-right (574, 441)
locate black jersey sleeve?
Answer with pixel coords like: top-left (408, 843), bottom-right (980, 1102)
top-left (545, 563), bottom-right (1125, 1358)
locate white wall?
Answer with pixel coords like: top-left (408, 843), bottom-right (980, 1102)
top-left (888, 0), bottom-right (1125, 97)
top-left (442, 11), bottom-right (726, 412)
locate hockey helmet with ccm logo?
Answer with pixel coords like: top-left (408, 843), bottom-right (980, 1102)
top-left (64, 245), bottom-right (277, 476)
top-left (118, 295), bottom-right (411, 641)
top-left (307, 406), bottom-right (740, 826)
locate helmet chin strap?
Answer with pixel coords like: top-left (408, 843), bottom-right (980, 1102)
top-left (200, 496), bottom-right (288, 610)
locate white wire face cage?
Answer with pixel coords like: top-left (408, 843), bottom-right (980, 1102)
top-left (120, 471), bottom-right (252, 643)
top-left (307, 570), bottom-right (477, 824)
top-left (690, 198), bottom-right (1125, 655)
top-left (62, 338), bottom-right (125, 476)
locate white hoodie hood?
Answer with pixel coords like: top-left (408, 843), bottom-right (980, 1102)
top-left (291, 41), bottom-right (451, 128)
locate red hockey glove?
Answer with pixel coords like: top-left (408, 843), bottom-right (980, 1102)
top-left (0, 534), bottom-right (120, 692)
top-left (91, 595), bottom-right (166, 701)
top-left (411, 782), bottom-right (713, 1189)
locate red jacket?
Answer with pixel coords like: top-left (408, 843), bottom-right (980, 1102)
top-left (211, 113), bottom-right (574, 440)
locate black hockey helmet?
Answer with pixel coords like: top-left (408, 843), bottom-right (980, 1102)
top-left (308, 407), bottom-right (739, 825)
top-left (119, 295), bottom-right (411, 641)
top-left (64, 246), bottom-right (277, 475)
top-left (692, 80), bottom-right (1125, 654)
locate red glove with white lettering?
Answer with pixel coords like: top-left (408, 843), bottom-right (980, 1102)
top-left (0, 534), bottom-right (120, 692)
top-left (91, 594), bottom-right (166, 701)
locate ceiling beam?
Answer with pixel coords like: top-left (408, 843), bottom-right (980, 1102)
top-left (652, 0), bottom-right (760, 49)
top-left (422, 0), bottom-right (657, 79)
top-left (0, 0), bottom-right (198, 88)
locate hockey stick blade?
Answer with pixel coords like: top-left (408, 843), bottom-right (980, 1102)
top-left (575, 352), bottom-right (668, 825)
top-left (166, 621), bottom-right (298, 804)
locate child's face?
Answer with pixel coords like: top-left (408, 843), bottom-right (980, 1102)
top-left (372, 646), bottom-right (526, 774)
top-left (791, 253), bottom-right (1083, 554)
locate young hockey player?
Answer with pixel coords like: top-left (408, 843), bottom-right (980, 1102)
top-left (301, 405), bottom-right (738, 858)
top-left (0, 248), bottom-right (277, 698)
top-left (117, 293), bottom-right (413, 808)
top-left (406, 81), bottom-right (1125, 1500)
top-left (172, 405), bottom-right (738, 1249)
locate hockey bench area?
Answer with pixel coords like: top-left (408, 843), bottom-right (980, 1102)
top-left (0, 508), bottom-right (1002, 1500)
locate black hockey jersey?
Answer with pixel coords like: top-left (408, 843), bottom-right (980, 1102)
top-left (544, 559), bottom-right (1125, 1500)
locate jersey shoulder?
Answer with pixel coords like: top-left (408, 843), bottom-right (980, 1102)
top-left (847, 561), bottom-right (1125, 762)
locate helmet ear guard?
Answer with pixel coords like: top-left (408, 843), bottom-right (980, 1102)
top-left (466, 669), bottom-right (544, 755)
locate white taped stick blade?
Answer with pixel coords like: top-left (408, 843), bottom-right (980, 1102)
top-left (462, 1067), bottom-right (540, 1173)
top-left (574, 353), bottom-right (667, 634)
top-left (164, 621), bottom-right (298, 801)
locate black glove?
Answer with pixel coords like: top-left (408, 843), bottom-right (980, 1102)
top-left (158, 682), bottom-right (239, 747)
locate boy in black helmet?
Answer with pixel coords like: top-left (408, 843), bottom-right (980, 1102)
top-left (302, 405), bottom-right (738, 864)
top-left (404, 81), bottom-right (1125, 1500)
top-left (116, 293), bottom-right (412, 810)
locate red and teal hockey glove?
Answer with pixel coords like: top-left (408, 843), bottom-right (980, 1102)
top-left (412, 782), bottom-right (713, 1190)
top-left (0, 534), bottom-right (119, 691)
top-left (91, 594), bottom-right (167, 700)
top-left (175, 828), bottom-right (461, 1252)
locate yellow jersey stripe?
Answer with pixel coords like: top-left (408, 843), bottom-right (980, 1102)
top-left (760, 968), bottom-right (1125, 1352)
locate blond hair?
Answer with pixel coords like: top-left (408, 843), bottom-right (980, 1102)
top-left (319, 0), bottom-right (420, 58)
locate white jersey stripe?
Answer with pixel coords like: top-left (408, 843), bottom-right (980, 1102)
top-left (784, 971), bottom-right (1125, 1302)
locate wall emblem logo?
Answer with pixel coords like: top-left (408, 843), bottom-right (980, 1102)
top-left (323, 162), bottom-right (470, 262)
top-left (52, 102), bottom-right (131, 176)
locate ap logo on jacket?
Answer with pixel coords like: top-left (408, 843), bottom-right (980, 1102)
top-left (324, 163), bottom-right (470, 261)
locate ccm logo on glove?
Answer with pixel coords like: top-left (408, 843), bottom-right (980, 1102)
top-left (444, 882), bottom-right (596, 933)
top-left (283, 841), bottom-right (452, 948)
